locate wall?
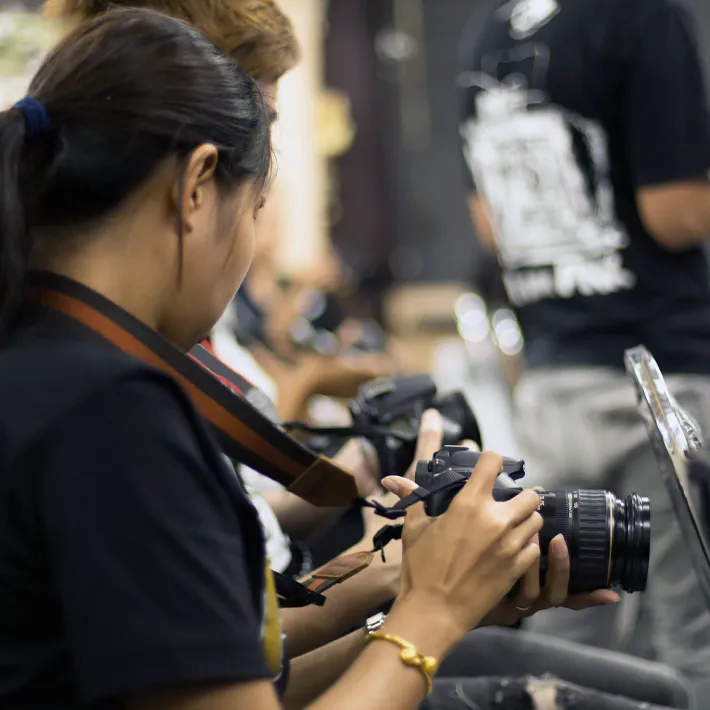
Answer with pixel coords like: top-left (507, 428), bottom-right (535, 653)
top-left (272, 0), bottom-right (329, 276)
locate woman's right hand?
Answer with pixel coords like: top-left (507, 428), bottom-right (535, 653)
top-left (385, 452), bottom-right (543, 644)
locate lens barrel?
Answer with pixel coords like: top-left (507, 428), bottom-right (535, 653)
top-left (537, 489), bottom-right (650, 593)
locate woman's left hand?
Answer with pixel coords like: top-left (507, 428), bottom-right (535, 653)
top-left (480, 533), bottom-right (621, 627)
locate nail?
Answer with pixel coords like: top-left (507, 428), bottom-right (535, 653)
top-left (552, 534), bottom-right (568, 559)
top-left (381, 476), bottom-right (402, 496)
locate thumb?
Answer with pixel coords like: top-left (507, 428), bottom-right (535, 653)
top-left (382, 475), bottom-right (418, 499)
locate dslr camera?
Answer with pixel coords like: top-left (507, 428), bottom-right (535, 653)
top-left (415, 446), bottom-right (651, 593)
top-left (348, 374), bottom-right (481, 477)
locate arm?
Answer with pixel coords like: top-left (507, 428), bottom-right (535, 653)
top-left (467, 193), bottom-right (498, 256)
top-left (281, 524), bottom-right (400, 658)
top-left (283, 630), bottom-right (366, 710)
top-left (622, 1), bottom-right (710, 250)
top-left (263, 489), bottom-right (342, 540)
top-left (264, 438), bottom-right (380, 540)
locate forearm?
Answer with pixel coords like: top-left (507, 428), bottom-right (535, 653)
top-left (637, 181), bottom-right (710, 252)
top-left (275, 380), bottom-right (311, 422)
top-left (468, 194), bottom-right (498, 255)
top-left (265, 439), bottom-right (375, 539)
top-left (284, 630), bottom-right (366, 710)
top-left (304, 595), bottom-right (461, 710)
top-left (264, 490), bottom-right (343, 540)
top-left (282, 552), bottom-right (398, 657)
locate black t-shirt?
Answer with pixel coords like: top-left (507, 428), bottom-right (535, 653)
top-left (0, 313), bottom-right (286, 707)
top-left (458, 0), bottom-right (710, 374)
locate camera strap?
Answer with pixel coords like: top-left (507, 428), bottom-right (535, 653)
top-left (30, 273), bottom-right (360, 509)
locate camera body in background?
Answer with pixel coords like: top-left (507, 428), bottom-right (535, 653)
top-left (415, 446), bottom-right (651, 594)
top-left (348, 374), bottom-right (482, 477)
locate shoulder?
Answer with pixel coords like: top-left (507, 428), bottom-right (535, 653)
top-left (0, 335), bottom-right (202, 468)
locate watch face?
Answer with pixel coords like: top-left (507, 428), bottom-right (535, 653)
top-left (624, 345), bottom-right (710, 611)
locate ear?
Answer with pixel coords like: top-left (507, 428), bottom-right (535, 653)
top-left (171, 144), bottom-right (219, 234)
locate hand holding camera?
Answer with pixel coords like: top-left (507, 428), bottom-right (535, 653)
top-left (389, 447), bottom-right (543, 642)
top-left (381, 413), bottom-right (621, 630)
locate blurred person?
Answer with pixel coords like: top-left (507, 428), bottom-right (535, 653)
top-left (0, 14), bottom-right (623, 710)
top-left (458, 0), bottom-right (710, 698)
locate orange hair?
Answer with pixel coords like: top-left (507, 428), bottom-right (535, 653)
top-left (43, 0), bottom-right (300, 83)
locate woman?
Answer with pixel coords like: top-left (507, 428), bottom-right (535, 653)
top-left (0, 8), bottom-right (548, 709)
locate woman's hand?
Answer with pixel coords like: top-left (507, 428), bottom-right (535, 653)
top-left (481, 533), bottom-right (621, 627)
top-left (384, 449), bottom-right (543, 642)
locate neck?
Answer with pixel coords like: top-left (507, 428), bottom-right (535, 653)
top-left (34, 232), bottom-right (174, 337)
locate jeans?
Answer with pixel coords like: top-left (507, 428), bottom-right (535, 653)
top-left (511, 367), bottom-right (710, 706)
top-left (420, 627), bottom-right (690, 709)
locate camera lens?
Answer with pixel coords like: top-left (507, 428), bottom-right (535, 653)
top-left (537, 490), bottom-right (651, 593)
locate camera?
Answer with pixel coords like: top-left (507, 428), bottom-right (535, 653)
top-left (349, 375), bottom-right (482, 477)
top-left (415, 446), bottom-right (651, 593)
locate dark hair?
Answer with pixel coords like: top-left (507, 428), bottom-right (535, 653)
top-left (0, 8), bottom-right (272, 329)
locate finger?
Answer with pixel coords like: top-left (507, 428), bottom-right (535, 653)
top-left (381, 475), bottom-right (419, 499)
top-left (543, 534), bottom-right (571, 607)
top-left (406, 409), bottom-right (444, 481)
top-left (460, 439), bottom-right (481, 453)
top-left (510, 539), bottom-right (541, 582)
top-left (562, 589), bottom-right (622, 611)
top-left (403, 499), bottom-right (429, 527)
top-left (513, 534), bottom-right (541, 611)
top-left (507, 510), bottom-right (543, 549)
top-left (502, 488), bottom-right (542, 526)
top-left (453, 450), bottom-right (504, 503)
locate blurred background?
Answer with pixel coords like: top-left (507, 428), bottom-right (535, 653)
top-left (2, 0), bottom-right (710, 456)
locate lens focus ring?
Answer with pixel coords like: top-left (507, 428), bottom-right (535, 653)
top-left (571, 490), bottom-right (611, 593)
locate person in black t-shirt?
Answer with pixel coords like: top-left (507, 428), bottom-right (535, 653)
top-left (458, 0), bottom-right (710, 699)
top-left (0, 8), bottom-right (609, 710)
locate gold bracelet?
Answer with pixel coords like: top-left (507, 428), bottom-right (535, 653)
top-left (365, 631), bottom-right (439, 695)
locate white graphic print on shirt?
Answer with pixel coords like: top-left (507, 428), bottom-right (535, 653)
top-left (459, 40), bottom-right (636, 307)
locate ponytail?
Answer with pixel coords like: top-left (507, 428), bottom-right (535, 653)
top-left (0, 109), bottom-right (29, 332)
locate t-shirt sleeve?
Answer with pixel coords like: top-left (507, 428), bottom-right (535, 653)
top-left (40, 371), bottom-right (272, 703)
top-left (622, 0), bottom-right (710, 187)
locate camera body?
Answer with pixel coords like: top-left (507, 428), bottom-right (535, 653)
top-left (415, 446), bottom-right (651, 594)
top-left (348, 375), bottom-right (481, 477)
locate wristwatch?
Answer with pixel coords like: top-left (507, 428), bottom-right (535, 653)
top-left (365, 611), bottom-right (387, 636)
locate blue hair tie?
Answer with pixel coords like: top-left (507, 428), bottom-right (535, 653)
top-left (12, 96), bottom-right (51, 140)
